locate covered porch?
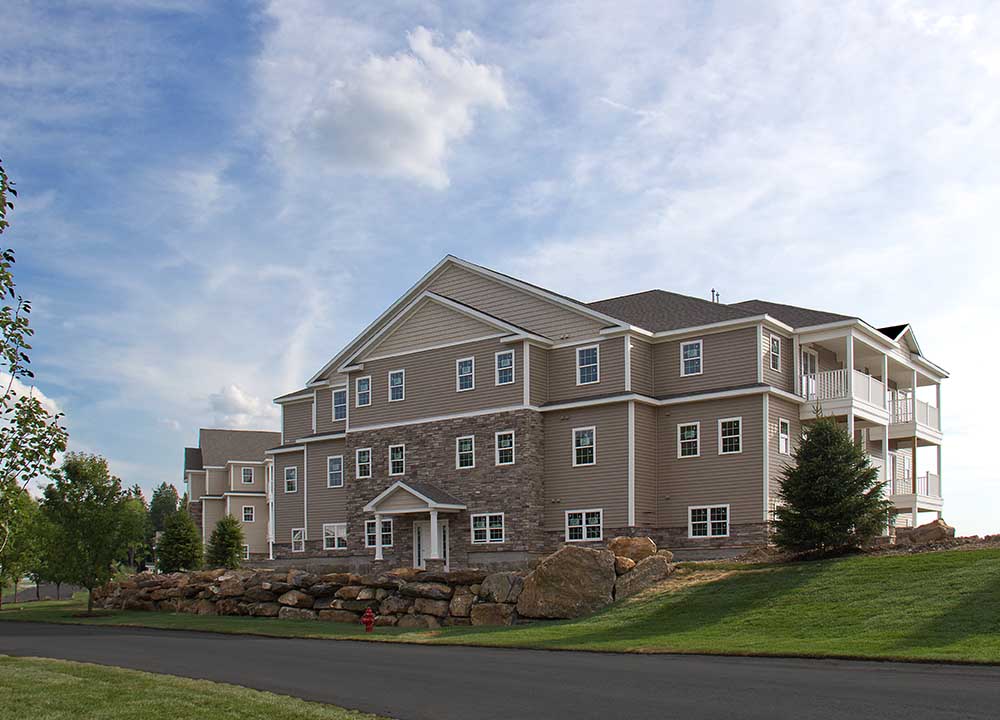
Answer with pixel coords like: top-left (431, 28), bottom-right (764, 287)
top-left (364, 481), bottom-right (466, 571)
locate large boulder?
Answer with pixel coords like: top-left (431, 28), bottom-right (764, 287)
top-left (335, 586), bottom-right (363, 600)
top-left (607, 536), bottom-right (657, 563)
top-left (614, 556), bottom-right (636, 576)
top-left (903, 519), bottom-right (956, 546)
top-left (278, 607), bottom-right (317, 621)
top-left (397, 613), bottom-right (440, 629)
top-left (243, 587), bottom-right (277, 603)
top-left (470, 603), bottom-right (517, 626)
top-left (516, 545), bottom-right (616, 619)
top-left (614, 555), bottom-right (675, 600)
top-left (308, 582), bottom-right (340, 598)
top-left (277, 590), bottom-right (314, 608)
top-left (318, 609), bottom-right (360, 623)
top-left (400, 582), bottom-right (453, 600)
top-left (414, 598), bottom-right (451, 617)
top-left (379, 595), bottom-right (414, 615)
top-left (247, 602), bottom-right (280, 617)
top-left (479, 572), bottom-right (523, 604)
top-left (448, 589), bottom-right (475, 618)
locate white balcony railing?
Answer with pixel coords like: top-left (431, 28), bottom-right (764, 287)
top-left (890, 396), bottom-right (940, 430)
top-left (799, 369), bottom-right (849, 401)
top-left (888, 472), bottom-right (941, 498)
top-left (852, 370), bottom-right (886, 408)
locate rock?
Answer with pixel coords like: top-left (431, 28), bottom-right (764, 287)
top-left (400, 582), bottom-right (453, 600)
top-left (413, 598), bottom-right (451, 617)
top-left (248, 602), bottom-right (280, 617)
top-left (357, 588), bottom-right (377, 601)
top-left (215, 598), bottom-right (241, 615)
top-left (193, 599), bottom-right (218, 616)
top-left (379, 596), bottom-right (413, 615)
top-left (386, 567), bottom-right (423, 581)
top-left (374, 614), bottom-right (398, 626)
top-left (614, 555), bottom-right (675, 600)
top-left (443, 617), bottom-right (472, 627)
top-left (607, 536), bottom-right (657, 563)
top-left (321, 572), bottom-right (359, 585)
top-left (469, 584), bottom-right (482, 596)
top-left (335, 585), bottom-right (363, 600)
top-left (449, 591), bottom-right (474, 618)
top-left (357, 575), bottom-right (402, 590)
top-left (614, 556), bottom-right (636, 575)
top-left (313, 597), bottom-right (337, 610)
top-left (470, 603), bottom-right (517, 626)
top-left (288, 570), bottom-right (318, 588)
top-left (262, 581), bottom-right (293, 595)
top-left (278, 607), bottom-right (317, 621)
top-left (419, 569), bottom-right (489, 585)
top-left (243, 587), bottom-right (277, 603)
top-left (656, 549), bottom-right (674, 562)
top-left (192, 569), bottom-right (226, 583)
top-left (375, 589), bottom-right (389, 600)
top-left (150, 587), bottom-right (182, 601)
top-left (318, 609), bottom-right (360, 623)
top-left (336, 599), bottom-right (377, 612)
top-left (396, 614), bottom-right (440, 629)
top-left (277, 590), bottom-right (314, 608)
top-left (479, 572), bottom-right (524, 604)
top-left (517, 545), bottom-right (616, 619)
top-left (905, 519), bottom-right (956, 545)
top-left (308, 583), bottom-right (340, 598)
top-left (216, 578), bottom-right (245, 598)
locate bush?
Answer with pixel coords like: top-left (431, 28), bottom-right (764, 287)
top-left (158, 512), bottom-right (202, 573)
top-left (205, 515), bottom-right (245, 569)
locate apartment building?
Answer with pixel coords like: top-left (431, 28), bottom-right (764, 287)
top-left (195, 256), bottom-right (946, 569)
top-left (183, 428), bottom-right (281, 560)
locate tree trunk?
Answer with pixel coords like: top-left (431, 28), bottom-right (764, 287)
top-left (56, 582), bottom-right (60, 600)
top-left (13, 580), bottom-right (17, 604)
top-left (36, 583), bottom-right (40, 600)
top-left (0, 586), bottom-right (3, 610)
top-left (87, 587), bottom-right (93, 614)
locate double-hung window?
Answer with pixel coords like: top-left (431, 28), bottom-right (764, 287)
top-left (242, 544), bottom-right (250, 560)
top-left (576, 345), bottom-right (599, 385)
top-left (680, 340), bottom-right (703, 376)
top-left (566, 510), bottom-right (602, 542)
top-left (495, 350), bottom-right (514, 385)
top-left (388, 369), bottom-right (405, 402)
top-left (241, 467), bottom-right (254, 484)
top-left (323, 523), bottom-right (347, 550)
top-left (471, 513), bottom-right (505, 544)
top-left (333, 389), bottom-right (347, 421)
top-left (365, 519), bottom-right (393, 548)
top-left (573, 427), bottom-right (596, 466)
top-left (770, 336), bottom-right (781, 372)
top-left (355, 448), bottom-right (372, 479)
top-left (327, 455), bottom-right (344, 488)
top-left (291, 528), bottom-right (305, 552)
top-left (356, 376), bottom-right (371, 407)
top-left (779, 419), bottom-right (791, 455)
top-left (242, 505), bottom-right (254, 523)
top-left (495, 430), bottom-right (515, 465)
top-left (719, 417), bottom-right (742, 454)
top-left (689, 505), bottom-right (729, 538)
top-left (456, 436), bottom-right (475, 469)
top-left (677, 422), bottom-right (700, 458)
top-left (456, 357), bottom-right (475, 391)
top-left (389, 444), bottom-right (405, 475)
top-left (284, 467), bottom-right (298, 493)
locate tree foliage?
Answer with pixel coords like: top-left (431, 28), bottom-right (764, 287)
top-left (158, 511), bottom-right (202, 573)
top-left (773, 416), bottom-right (894, 554)
top-left (148, 482), bottom-right (179, 534)
top-left (205, 514), bottom-right (245, 569)
top-left (0, 490), bottom-right (38, 608)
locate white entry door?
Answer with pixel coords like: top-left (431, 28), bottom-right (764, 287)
top-left (413, 519), bottom-right (449, 570)
top-left (801, 349), bottom-right (818, 398)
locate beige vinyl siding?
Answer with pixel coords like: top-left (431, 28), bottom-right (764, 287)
top-left (542, 402), bottom-right (629, 531)
top-left (762, 330), bottom-right (794, 393)
top-left (529, 345), bottom-right (549, 405)
top-left (815, 345), bottom-right (841, 373)
top-left (187, 471), bottom-right (206, 499)
top-left (204, 468), bottom-right (227, 496)
top-left (630, 338), bottom-right (654, 396)
top-left (273, 451), bottom-right (305, 540)
top-left (653, 327), bottom-right (758, 396)
top-left (378, 491), bottom-right (423, 512)
top-left (889, 440), bottom-right (915, 491)
top-left (350, 337), bottom-right (522, 427)
top-left (428, 263), bottom-right (607, 340)
top-left (633, 402), bottom-right (658, 527)
top-left (306, 438), bottom-right (348, 537)
top-left (201, 498), bottom-right (225, 544)
top-left (656, 394), bottom-right (764, 528)
top-left (229, 463), bottom-right (264, 493)
top-left (362, 298), bottom-right (503, 359)
top-left (234, 496), bottom-right (268, 553)
top-left (767, 394), bottom-right (802, 504)
top-left (282, 400), bottom-right (313, 442)
top-left (315, 387), bottom-right (347, 435)
top-left (547, 338), bottom-right (625, 403)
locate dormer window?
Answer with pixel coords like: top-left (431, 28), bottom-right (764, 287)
top-left (576, 345), bottom-right (599, 385)
top-left (680, 340), bottom-right (703, 376)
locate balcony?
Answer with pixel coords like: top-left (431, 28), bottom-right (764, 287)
top-left (888, 472), bottom-right (940, 498)
top-left (798, 369), bottom-right (888, 422)
top-left (890, 395), bottom-right (940, 431)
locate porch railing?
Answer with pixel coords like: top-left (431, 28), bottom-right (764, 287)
top-left (799, 369), bottom-right (849, 401)
top-left (888, 472), bottom-right (941, 497)
top-left (852, 370), bottom-right (886, 408)
top-left (889, 396), bottom-right (940, 430)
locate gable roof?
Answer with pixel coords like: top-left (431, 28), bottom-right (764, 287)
top-left (183, 447), bottom-right (203, 472)
top-left (587, 290), bottom-right (759, 332)
top-left (878, 324), bottom-right (908, 341)
top-left (198, 428), bottom-right (282, 467)
top-left (727, 299), bottom-right (855, 328)
top-left (363, 480), bottom-right (466, 512)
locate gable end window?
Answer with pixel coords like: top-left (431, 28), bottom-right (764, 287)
top-left (456, 357), bottom-right (475, 391)
top-left (284, 467), bottom-right (298, 493)
top-left (242, 506), bottom-right (254, 523)
top-left (456, 436), bottom-right (475, 469)
top-left (495, 430), bottom-right (515, 466)
top-left (365, 519), bottom-right (393, 548)
top-left (719, 417), bottom-right (742, 455)
top-left (327, 455), bottom-right (344, 488)
top-left (388, 369), bottom-right (405, 402)
top-left (576, 345), bottom-right (600, 385)
top-left (677, 422), bottom-right (700, 458)
top-left (323, 523), bottom-right (347, 550)
top-left (689, 505), bottom-right (729, 538)
top-left (333, 389), bottom-right (347, 421)
top-left (356, 448), bottom-right (372, 479)
top-left (566, 509), bottom-right (603, 542)
top-left (471, 513), bottom-right (505, 544)
top-left (770, 336), bottom-right (782, 372)
top-left (241, 467), bottom-right (254, 484)
top-left (680, 340), bottom-right (703, 376)
top-left (573, 427), bottom-right (596, 466)
top-left (495, 350), bottom-right (515, 385)
top-left (779, 419), bottom-right (791, 455)
top-left (356, 376), bottom-right (371, 407)
top-left (389, 444), bottom-right (405, 476)
top-left (291, 528), bottom-right (305, 552)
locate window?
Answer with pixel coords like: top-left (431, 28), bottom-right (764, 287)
top-left (677, 422), bottom-right (700, 458)
top-left (718, 417), bottom-right (742, 454)
top-left (389, 444), bottom-right (405, 475)
top-left (495, 430), bottom-right (515, 466)
top-left (323, 523), bottom-right (347, 550)
top-left (779, 419), bottom-right (791, 455)
top-left (573, 426), bottom-right (596, 466)
top-left (576, 345), bottom-right (599, 385)
top-left (495, 350), bottom-right (514, 385)
top-left (242, 544), bottom-right (250, 560)
top-left (356, 376), bottom-right (371, 407)
top-left (770, 335), bottom-right (781, 372)
top-left (689, 505), bottom-right (729, 538)
top-left (333, 389), bottom-right (347, 421)
top-left (327, 455), bottom-right (344, 488)
top-left (388, 369), bottom-right (405, 402)
top-left (680, 340), bottom-right (703, 376)
top-left (242, 505), bottom-right (255, 523)
top-left (456, 357), bottom-right (475, 391)
top-left (471, 513), bottom-right (505, 544)
top-left (566, 509), bottom-right (602, 542)
top-left (356, 448), bottom-right (372, 479)
top-left (365, 519), bottom-right (393, 548)
top-left (284, 467), bottom-right (298, 493)
top-left (291, 528), bottom-right (305, 552)
top-left (241, 467), bottom-right (254, 484)
top-left (456, 436), bottom-right (475, 469)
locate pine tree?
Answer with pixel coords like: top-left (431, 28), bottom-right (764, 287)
top-left (157, 511), bottom-right (202, 573)
top-left (148, 482), bottom-right (179, 533)
top-left (773, 415), bottom-right (894, 554)
top-left (205, 515), bottom-right (245, 569)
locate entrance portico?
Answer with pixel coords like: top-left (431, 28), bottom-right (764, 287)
top-left (363, 481), bottom-right (466, 569)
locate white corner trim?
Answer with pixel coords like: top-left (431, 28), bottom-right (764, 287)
top-left (762, 393), bottom-right (770, 522)
top-left (624, 336), bottom-right (632, 392)
top-left (522, 340), bottom-right (531, 406)
top-left (627, 400), bottom-right (635, 526)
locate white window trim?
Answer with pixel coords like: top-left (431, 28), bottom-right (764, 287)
top-left (355, 448), bottom-right (372, 479)
top-left (688, 504), bottom-right (731, 539)
top-left (779, 418), bottom-right (791, 455)
top-left (770, 335), bottom-right (782, 372)
top-left (242, 505), bottom-right (255, 523)
top-left (718, 416), bottom-right (743, 455)
top-left (241, 467), bottom-right (254, 484)
top-left (470, 512), bottom-right (505, 544)
top-left (388, 369), bottom-right (405, 402)
top-left (365, 518), bottom-right (394, 548)
top-left (389, 444), bottom-right (406, 476)
top-left (291, 528), bottom-right (305, 552)
top-left (494, 349), bottom-right (515, 386)
top-left (572, 426), bottom-right (597, 467)
top-left (332, 388), bottom-right (347, 421)
top-left (575, 344), bottom-right (600, 386)
top-left (327, 454), bottom-right (344, 488)
top-left (284, 466), bottom-right (298, 493)
top-left (355, 376), bottom-right (372, 407)
top-left (677, 421), bottom-right (700, 458)
top-left (456, 435), bottom-right (476, 469)
top-left (680, 339), bottom-right (704, 377)
top-left (242, 544), bottom-right (250, 560)
top-left (494, 430), bottom-right (515, 466)
top-left (456, 356), bottom-right (475, 392)
top-left (323, 522), bottom-right (347, 550)
top-left (565, 508), bottom-right (603, 542)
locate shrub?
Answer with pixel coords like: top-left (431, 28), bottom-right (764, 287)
top-left (158, 511), bottom-right (202, 573)
top-left (205, 515), bottom-right (245, 569)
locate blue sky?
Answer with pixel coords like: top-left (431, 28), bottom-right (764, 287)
top-left (3, 1), bottom-right (997, 534)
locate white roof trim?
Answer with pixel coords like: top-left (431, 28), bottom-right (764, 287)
top-left (363, 480), bottom-right (466, 513)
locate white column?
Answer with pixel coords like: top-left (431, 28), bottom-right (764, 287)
top-left (936, 383), bottom-right (942, 430)
top-left (845, 333), bottom-right (854, 398)
top-left (847, 409), bottom-right (855, 441)
top-left (883, 423), bottom-right (890, 488)
top-left (374, 512), bottom-right (384, 561)
top-left (429, 510), bottom-right (440, 560)
top-left (937, 444), bottom-right (943, 499)
top-left (881, 354), bottom-right (889, 409)
top-left (792, 335), bottom-right (800, 395)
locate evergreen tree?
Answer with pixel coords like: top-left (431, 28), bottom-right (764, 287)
top-left (773, 415), bottom-right (894, 554)
top-left (148, 482), bottom-right (179, 533)
top-left (205, 515), bottom-right (245, 569)
top-left (157, 511), bottom-right (202, 573)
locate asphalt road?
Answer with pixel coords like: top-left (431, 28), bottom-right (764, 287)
top-left (1, 623), bottom-right (997, 719)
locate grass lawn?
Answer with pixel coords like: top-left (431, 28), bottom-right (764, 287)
top-left (2, 548), bottom-right (998, 663)
top-left (0, 655), bottom-right (382, 719)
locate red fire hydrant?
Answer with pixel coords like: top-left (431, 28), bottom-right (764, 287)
top-left (361, 607), bottom-right (375, 633)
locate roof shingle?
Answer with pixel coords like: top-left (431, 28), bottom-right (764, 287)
top-left (198, 429), bottom-right (282, 467)
top-left (587, 290), bottom-right (758, 332)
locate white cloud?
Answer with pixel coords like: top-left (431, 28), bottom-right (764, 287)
top-left (0, 373), bottom-right (62, 416)
top-left (208, 384), bottom-right (280, 429)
